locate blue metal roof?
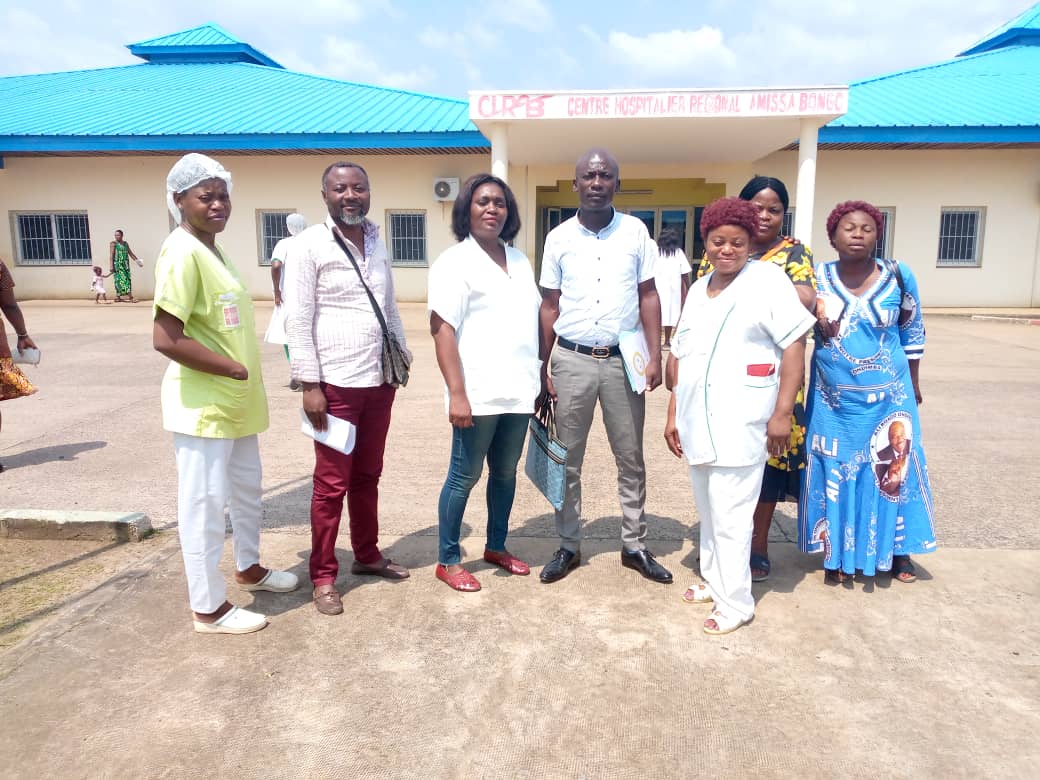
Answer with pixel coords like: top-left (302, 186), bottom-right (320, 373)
top-left (821, 4), bottom-right (1040, 145)
top-left (960, 2), bottom-right (1040, 56)
top-left (127, 22), bottom-right (284, 69)
top-left (130, 23), bottom-right (250, 49)
top-left (0, 24), bottom-right (486, 154)
top-left (3, 12), bottom-right (1038, 154)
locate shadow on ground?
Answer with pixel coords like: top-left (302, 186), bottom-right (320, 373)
top-left (0, 440), bottom-right (106, 471)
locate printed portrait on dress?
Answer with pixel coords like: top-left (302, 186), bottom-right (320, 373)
top-left (871, 413), bottom-right (913, 498)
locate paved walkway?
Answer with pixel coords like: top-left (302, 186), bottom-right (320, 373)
top-left (1, 302), bottom-right (1038, 778)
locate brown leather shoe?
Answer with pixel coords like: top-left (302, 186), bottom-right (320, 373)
top-left (350, 558), bottom-right (410, 579)
top-left (313, 584), bottom-right (343, 615)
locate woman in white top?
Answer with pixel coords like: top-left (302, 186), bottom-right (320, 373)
top-left (427, 174), bottom-right (541, 592)
top-left (655, 227), bottom-right (691, 348)
top-left (664, 197), bottom-right (815, 635)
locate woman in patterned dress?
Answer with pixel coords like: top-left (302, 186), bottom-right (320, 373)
top-left (109, 229), bottom-right (142, 303)
top-left (696, 176), bottom-right (816, 581)
top-left (798, 200), bottom-right (935, 584)
top-left (0, 259), bottom-right (39, 473)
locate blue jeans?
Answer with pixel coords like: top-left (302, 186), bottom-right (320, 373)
top-left (438, 413), bottom-right (530, 565)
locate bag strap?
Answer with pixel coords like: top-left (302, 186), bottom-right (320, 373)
top-left (884, 257), bottom-right (905, 298)
top-left (331, 226), bottom-right (392, 342)
top-left (537, 396), bottom-right (557, 436)
top-left (884, 257), bottom-right (911, 326)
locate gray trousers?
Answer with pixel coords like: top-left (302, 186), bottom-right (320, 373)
top-left (550, 345), bottom-right (647, 553)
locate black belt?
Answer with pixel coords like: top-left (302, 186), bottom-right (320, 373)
top-left (557, 337), bottom-right (620, 359)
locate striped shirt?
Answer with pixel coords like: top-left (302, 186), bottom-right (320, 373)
top-left (286, 216), bottom-right (408, 388)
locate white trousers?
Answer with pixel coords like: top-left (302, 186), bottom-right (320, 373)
top-left (174, 433), bottom-right (263, 613)
top-left (688, 463), bottom-right (764, 621)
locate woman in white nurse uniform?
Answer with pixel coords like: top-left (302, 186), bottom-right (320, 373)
top-left (664, 197), bottom-right (815, 635)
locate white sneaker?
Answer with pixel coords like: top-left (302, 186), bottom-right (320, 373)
top-left (240, 569), bottom-right (299, 593)
top-left (193, 606), bottom-right (268, 635)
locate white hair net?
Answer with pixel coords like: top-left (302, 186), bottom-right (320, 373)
top-left (286, 213), bottom-right (308, 236)
top-left (166, 153), bottom-right (233, 223)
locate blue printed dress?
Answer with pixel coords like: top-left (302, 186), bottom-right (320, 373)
top-left (798, 260), bottom-right (936, 575)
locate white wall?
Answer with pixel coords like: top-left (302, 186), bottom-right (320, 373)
top-left (757, 148), bottom-right (1040, 307)
top-left (0, 154), bottom-right (492, 302)
top-left (4, 148), bottom-right (1039, 307)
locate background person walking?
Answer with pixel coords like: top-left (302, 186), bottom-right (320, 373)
top-left (110, 229), bottom-right (142, 303)
top-left (91, 266), bottom-right (113, 304)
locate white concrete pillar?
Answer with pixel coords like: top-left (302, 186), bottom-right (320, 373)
top-left (490, 123), bottom-right (508, 184)
top-left (794, 118), bottom-right (819, 243)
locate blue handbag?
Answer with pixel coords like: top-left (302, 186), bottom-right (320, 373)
top-left (524, 398), bottom-right (568, 511)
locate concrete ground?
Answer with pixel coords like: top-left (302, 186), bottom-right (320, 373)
top-left (1, 301), bottom-right (1038, 778)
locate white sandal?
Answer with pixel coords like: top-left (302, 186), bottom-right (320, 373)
top-left (239, 569), bottom-right (299, 593)
top-left (703, 609), bottom-right (751, 636)
top-left (193, 606), bottom-right (268, 635)
top-left (681, 583), bottom-right (713, 605)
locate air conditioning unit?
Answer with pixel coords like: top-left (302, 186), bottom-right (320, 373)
top-left (433, 177), bottom-right (460, 202)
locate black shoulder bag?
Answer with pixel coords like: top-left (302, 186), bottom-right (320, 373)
top-left (331, 227), bottom-right (411, 387)
top-left (884, 258), bottom-right (913, 327)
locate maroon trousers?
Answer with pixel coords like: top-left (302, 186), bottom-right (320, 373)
top-left (310, 382), bottom-right (396, 586)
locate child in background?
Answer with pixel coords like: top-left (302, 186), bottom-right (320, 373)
top-left (91, 266), bottom-right (113, 304)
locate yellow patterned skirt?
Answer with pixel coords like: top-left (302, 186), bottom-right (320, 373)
top-left (0, 356), bottom-right (37, 401)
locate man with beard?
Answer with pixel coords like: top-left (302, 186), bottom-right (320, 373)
top-left (287, 162), bottom-right (412, 616)
top-left (537, 147), bottom-right (670, 585)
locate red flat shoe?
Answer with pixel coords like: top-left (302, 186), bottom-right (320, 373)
top-left (435, 564), bottom-right (481, 592)
top-left (483, 549), bottom-right (531, 576)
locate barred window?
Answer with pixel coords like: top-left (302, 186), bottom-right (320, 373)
top-left (874, 208), bottom-right (895, 260)
top-left (937, 208), bottom-right (984, 268)
top-left (258, 210), bottom-right (293, 266)
top-left (13, 212), bottom-right (92, 264)
top-left (387, 211), bottom-right (427, 266)
top-left (781, 209), bottom-right (795, 238)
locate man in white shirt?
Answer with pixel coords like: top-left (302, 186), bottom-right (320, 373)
top-left (286, 162), bottom-right (411, 616)
top-left (538, 147), bottom-right (671, 585)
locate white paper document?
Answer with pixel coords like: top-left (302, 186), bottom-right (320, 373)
top-left (264, 305), bottom-right (288, 345)
top-left (618, 326), bottom-right (650, 394)
top-left (300, 410), bottom-right (356, 455)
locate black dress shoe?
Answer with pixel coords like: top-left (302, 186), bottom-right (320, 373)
top-left (621, 548), bottom-right (673, 583)
top-left (540, 548), bottom-right (581, 583)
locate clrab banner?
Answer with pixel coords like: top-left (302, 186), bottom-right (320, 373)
top-left (471, 88), bottom-right (847, 121)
